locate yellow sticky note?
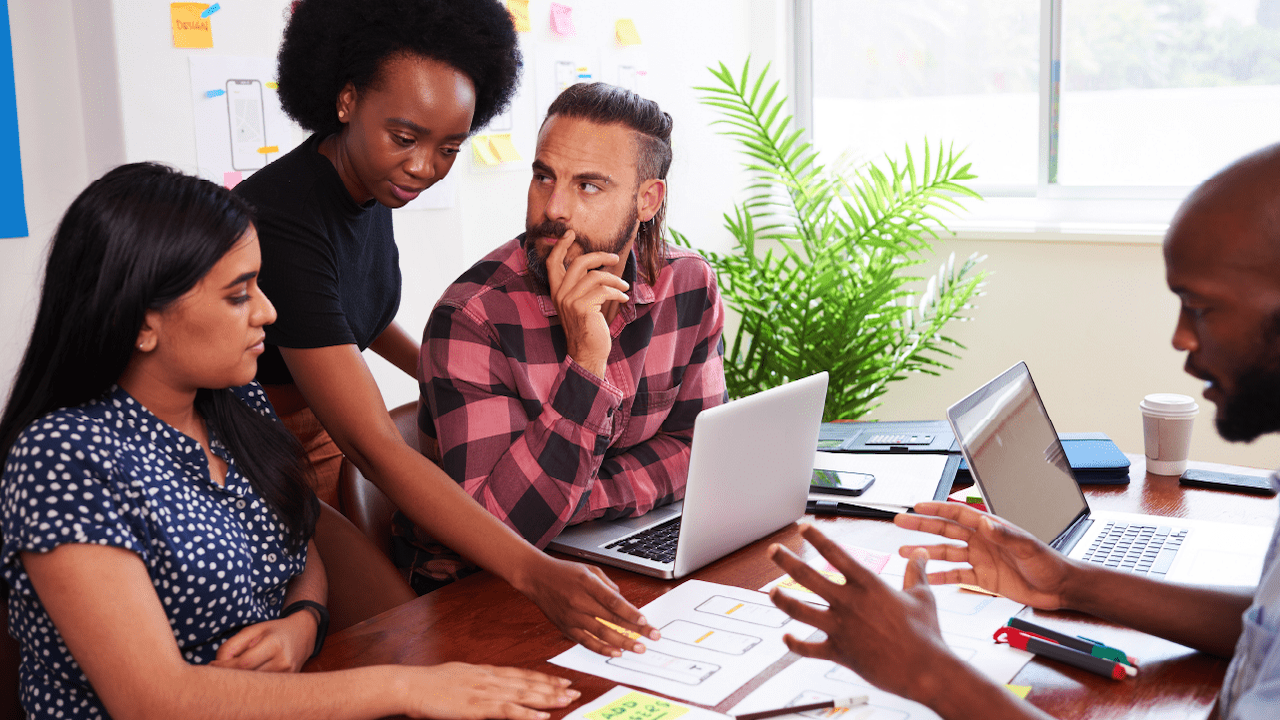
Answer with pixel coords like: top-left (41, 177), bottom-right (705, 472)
top-left (170, 3), bottom-right (213, 49)
top-left (257, 145), bottom-right (279, 154)
top-left (506, 0), bottom-right (531, 32)
top-left (489, 133), bottom-right (522, 163)
top-left (616, 18), bottom-right (642, 46)
top-left (265, 81), bottom-right (278, 90)
top-left (1005, 685), bottom-right (1031, 699)
top-left (596, 617), bottom-right (641, 641)
top-left (584, 691), bottom-right (690, 720)
top-left (776, 570), bottom-right (846, 595)
top-left (472, 136), bottom-right (500, 165)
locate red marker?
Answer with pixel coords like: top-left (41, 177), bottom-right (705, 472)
top-left (995, 626), bottom-right (1136, 680)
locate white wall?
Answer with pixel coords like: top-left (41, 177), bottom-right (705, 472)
top-left (6, 0), bottom-right (1272, 472)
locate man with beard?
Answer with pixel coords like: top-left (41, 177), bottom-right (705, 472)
top-left (397, 83), bottom-right (726, 587)
top-left (764, 143), bottom-right (1280, 719)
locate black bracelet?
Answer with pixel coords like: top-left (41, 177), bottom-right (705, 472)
top-left (281, 600), bottom-right (329, 659)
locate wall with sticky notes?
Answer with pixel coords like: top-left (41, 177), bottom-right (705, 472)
top-left (0, 0), bottom-right (790, 413)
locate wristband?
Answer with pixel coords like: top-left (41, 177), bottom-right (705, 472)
top-left (281, 600), bottom-right (329, 659)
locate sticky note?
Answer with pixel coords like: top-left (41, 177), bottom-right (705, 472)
top-left (550, 3), bottom-right (576, 37)
top-left (615, 19), bottom-right (641, 46)
top-left (204, 89), bottom-right (225, 98)
top-left (472, 136), bottom-right (500, 165)
top-left (171, 3), bottom-right (213, 49)
top-left (775, 570), bottom-right (846, 596)
top-left (488, 133), bottom-right (522, 163)
top-left (1005, 685), bottom-right (1031, 699)
top-left (265, 81), bottom-right (278, 90)
top-left (584, 691), bottom-right (690, 720)
top-left (200, 2), bottom-right (220, 17)
top-left (223, 171), bottom-right (243, 189)
top-left (596, 617), bottom-right (641, 641)
top-left (257, 145), bottom-right (278, 154)
top-left (506, 0), bottom-right (530, 32)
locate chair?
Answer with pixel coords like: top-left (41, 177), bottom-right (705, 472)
top-left (337, 401), bottom-right (420, 557)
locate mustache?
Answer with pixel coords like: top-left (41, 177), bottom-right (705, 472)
top-left (528, 220), bottom-right (571, 241)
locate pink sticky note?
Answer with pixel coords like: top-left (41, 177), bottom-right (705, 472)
top-left (549, 3), bottom-right (576, 37)
top-left (223, 170), bottom-right (243, 189)
top-left (821, 544), bottom-right (891, 575)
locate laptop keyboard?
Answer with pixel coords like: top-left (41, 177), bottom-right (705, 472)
top-left (606, 517), bottom-right (681, 563)
top-left (1080, 521), bottom-right (1187, 577)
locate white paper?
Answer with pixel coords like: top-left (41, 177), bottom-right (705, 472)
top-left (811, 453), bottom-right (950, 510)
top-left (189, 56), bottom-right (300, 187)
top-left (728, 657), bottom-right (943, 720)
top-left (570, 685), bottom-right (729, 720)
top-left (550, 580), bottom-right (814, 706)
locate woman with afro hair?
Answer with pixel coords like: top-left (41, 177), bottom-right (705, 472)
top-left (236, 0), bottom-right (658, 658)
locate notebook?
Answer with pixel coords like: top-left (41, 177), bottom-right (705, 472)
top-left (947, 362), bottom-right (1272, 587)
top-left (548, 372), bottom-right (829, 579)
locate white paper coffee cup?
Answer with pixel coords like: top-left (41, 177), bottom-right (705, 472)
top-left (1140, 393), bottom-right (1198, 475)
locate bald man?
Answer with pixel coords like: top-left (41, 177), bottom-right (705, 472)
top-left (765, 144), bottom-right (1280, 720)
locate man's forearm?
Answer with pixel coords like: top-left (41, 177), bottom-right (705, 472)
top-left (1062, 561), bottom-right (1251, 657)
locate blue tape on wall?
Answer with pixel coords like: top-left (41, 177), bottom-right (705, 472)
top-left (0, 0), bottom-right (26, 239)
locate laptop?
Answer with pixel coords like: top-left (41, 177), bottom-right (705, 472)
top-left (947, 362), bottom-right (1273, 587)
top-left (548, 372), bottom-right (829, 579)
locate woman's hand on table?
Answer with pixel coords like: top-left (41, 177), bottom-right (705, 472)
top-left (894, 501), bottom-right (1074, 610)
top-left (209, 613), bottom-right (316, 673)
top-left (514, 554), bottom-right (660, 657)
top-left (406, 662), bottom-right (578, 720)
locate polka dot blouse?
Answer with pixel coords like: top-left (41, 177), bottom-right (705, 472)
top-left (1, 383), bottom-right (307, 719)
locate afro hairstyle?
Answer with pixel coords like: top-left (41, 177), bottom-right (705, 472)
top-left (276, 0), bottom-right (521, 136)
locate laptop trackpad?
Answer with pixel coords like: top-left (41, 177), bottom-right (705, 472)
top-left (1181, 549), bottom-right (1264, 587)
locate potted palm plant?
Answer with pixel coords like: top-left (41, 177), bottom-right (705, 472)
top-left (674, 59), bottom-right (988, 420)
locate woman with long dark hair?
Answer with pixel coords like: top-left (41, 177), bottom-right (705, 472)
top-left (236, 0), bottom-right (656, 654)
top-left (0, 163), bottom-right (576, 719)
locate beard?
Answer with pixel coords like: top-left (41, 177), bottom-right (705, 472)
top-left (524, 206), bottom-right (639, 291)
top-left (1213, 312), bottom-right (1280, 442)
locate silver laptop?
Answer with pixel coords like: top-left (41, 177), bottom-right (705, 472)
top-left (548, 372), bottom-right (828, 579)
top-left (947, 362), bottom-right (1272, 587)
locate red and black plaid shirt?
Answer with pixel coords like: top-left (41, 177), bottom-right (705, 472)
top-left (409, 236), bottom-right (726, 559)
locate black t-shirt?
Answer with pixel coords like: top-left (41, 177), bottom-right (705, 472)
top-left (235, 134), bottom-right (401, 385)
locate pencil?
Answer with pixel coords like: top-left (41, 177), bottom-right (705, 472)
top-left (735, 695), bottom-right (869, 720)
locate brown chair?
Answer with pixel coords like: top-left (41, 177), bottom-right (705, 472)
top-left (336, 401), bottom-right (419, 557)
top-left (315, 501), bottom-right (416, 633)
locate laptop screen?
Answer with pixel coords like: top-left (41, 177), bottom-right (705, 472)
top-left (947, 363), bottom-right (1089, 545)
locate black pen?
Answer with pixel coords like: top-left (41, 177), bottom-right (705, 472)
top-left (735, 695), bottom-right (869, 720)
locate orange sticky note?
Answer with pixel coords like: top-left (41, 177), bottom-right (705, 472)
top-left (489, 133), bottom-right (521, 163)
top-left (170, 3), bottom-right (213, 49)
top-left (257, 145), bottom-right (279, 154)
top-left (550, 3), bottom-right (576, 37)
top-left (615, 18), bottom-right (642, 46)
top-left (506, 0), bottom-right (531, 32)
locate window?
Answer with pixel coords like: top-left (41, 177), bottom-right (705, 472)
top-left (799, 0), bottom-right (1280, 232)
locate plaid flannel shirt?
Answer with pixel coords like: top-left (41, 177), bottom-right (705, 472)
top-left (402, 235), bottom-right (727, 570)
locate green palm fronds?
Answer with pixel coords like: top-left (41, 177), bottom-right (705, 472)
top-left (676, 59), bottom-right (988, 421)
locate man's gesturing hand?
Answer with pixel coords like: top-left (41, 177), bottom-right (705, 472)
top-left (546, 231), bottom-right (630, 379)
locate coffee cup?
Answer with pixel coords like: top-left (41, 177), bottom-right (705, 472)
top-left (1140, 393), bottom-right (1199, 476)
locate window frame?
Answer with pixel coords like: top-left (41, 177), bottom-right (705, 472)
top-left (793, 0), bottom-right (1212, 239)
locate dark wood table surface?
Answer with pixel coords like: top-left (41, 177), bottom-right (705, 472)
top-left (305, 455), bottom-right (1278, 720)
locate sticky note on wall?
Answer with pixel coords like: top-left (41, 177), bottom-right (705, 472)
top-left (506, 0), bottom-right (531, 32)
top-left (472, 136), bottom-right (500, 165)
top-left (171, 3), bottom-right (213, 49)
top-left (488, 134), bottom-right (521, 163)
top-left (550, 3), bottom-right (576, 37)
top-left (615, 19), bottom-right (642, 46)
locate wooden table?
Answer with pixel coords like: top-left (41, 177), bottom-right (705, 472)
top-left (305, 455), bottom-right (1277, 720)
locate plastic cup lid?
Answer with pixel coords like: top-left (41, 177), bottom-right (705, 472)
top-left (1140, 393), bottom-right (1199, 416)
